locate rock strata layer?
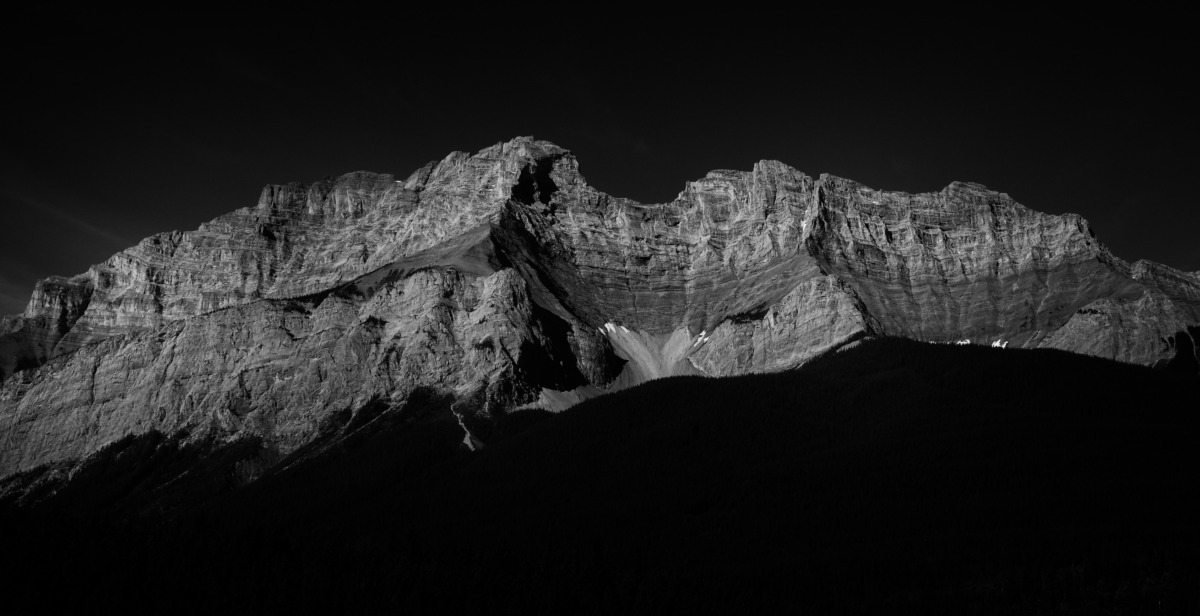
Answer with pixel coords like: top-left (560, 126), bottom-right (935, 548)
top-left (3, 137), bottom-right (1198, 482)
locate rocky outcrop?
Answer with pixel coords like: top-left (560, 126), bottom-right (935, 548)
top-left (808, 178), bottom-right (1149, 347)
top-left (1032, 261), bottom-right (1200, 366)
top-left (0, 275), bottom-right (93, 380)
top-left (3, 137), bottom-right (1197, 482)
top-left (0, 253), bottom-right (583, 477)
top-left (0, 149), bottom-right (540, 382)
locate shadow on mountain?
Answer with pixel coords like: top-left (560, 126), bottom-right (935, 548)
top-left (1166, 326), bottom-right (1200, 376)
top-left (1, 431), bottom-right (273, 514)
top-left (3, 338), bottom-right (1200, 614)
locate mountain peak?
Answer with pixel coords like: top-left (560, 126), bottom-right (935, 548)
top-left (475, 135), bottom-right (571, 162)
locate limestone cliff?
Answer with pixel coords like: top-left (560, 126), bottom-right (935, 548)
top-left (2, 137), bottom-right (1197, 484)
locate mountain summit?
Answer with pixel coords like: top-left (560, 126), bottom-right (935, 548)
top-left (2, 137), bottom-right (1198, 483)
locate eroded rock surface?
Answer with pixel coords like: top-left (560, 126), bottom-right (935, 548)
top-left (3, 137), bottom-right (1197, 483)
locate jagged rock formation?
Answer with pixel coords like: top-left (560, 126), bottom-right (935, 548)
top-left (3, 137), bottom-right (1198, 482)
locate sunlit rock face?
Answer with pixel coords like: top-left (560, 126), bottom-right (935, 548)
top-left (2, 137), bottom-right (1198, 479)
top-left (808, 178), bottom-right (1154, 348)
top-left (0, 265), bottom-right (584, 476)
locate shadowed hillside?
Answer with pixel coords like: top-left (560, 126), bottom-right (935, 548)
top-left (3, 339), bottom-right (1199, 614)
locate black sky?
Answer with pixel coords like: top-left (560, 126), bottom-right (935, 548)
top-left (3, 21), bottom-right (1196, 315)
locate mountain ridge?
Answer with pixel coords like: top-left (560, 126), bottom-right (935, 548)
top-left (1, 136), bottom-right (1197, 483)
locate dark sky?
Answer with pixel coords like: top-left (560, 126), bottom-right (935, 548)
top-left (3, 22), bottom-right (1196, 315)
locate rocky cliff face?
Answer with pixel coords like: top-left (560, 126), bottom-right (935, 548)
top-left (3, 137), bottom-right (1197, 484)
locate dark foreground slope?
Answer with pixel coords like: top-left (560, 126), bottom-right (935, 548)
top-left (3, 339), bottom-right (1199, 614)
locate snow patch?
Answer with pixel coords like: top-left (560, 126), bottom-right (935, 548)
top-left (991, 339), bottom-right (1009, 349)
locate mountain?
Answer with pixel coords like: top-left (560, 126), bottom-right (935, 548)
top-left (2, 136), bottom-right (1199, 490)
